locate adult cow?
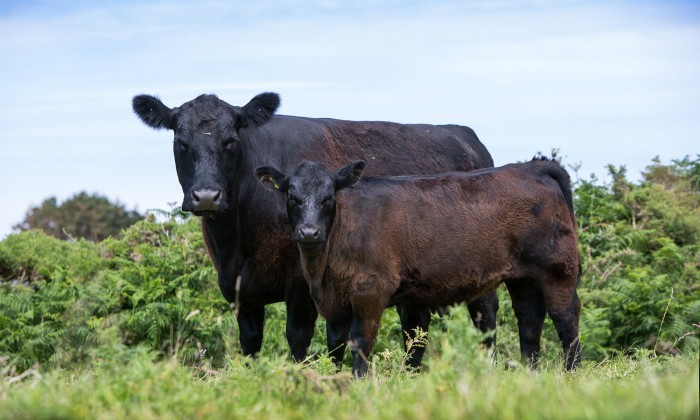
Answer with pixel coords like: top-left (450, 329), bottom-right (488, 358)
top-left (256, 158), bottom-right (581, 377)
top-left (131, 92), bottom-right (498, 367)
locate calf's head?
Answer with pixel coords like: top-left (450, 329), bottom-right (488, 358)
top-left (132, 92), bottom-right (280, 216)
top-left (255, 161), bottom-right (365, 252)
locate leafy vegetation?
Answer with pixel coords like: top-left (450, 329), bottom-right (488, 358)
top-left (0, 156), bottom-right (698, 417)
top-left (13, 192), bottom-right (143, 241)
top-left (573, 155), bottom-right (699, 359)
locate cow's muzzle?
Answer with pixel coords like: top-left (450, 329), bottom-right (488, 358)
top-left (191, 189), bottom-right (222, 213)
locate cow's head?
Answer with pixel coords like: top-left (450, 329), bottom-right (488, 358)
top-left (254, 161), bottom-right (365, 252)
top-left (132, 92), bottom-right (280, 216)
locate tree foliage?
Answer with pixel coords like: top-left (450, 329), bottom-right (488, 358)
top-left (574, 155), bottom-right (699, 358)
top-left (13, 192), bottom-right (143, 242)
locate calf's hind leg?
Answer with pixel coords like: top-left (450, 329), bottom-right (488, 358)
top-left (544, 287), bottom-right (581, 371)
top-left (396, 304), bottom-right (431, 369)
top-left (505, 280), bottom-right (547, 368)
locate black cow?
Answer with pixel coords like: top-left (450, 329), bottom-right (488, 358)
top-left (256, 158), bottom-right (581, 377)
top-left (131, 92), bottom-right (499, 366)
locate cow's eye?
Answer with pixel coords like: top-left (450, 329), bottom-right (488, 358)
top-left (223, 138), bottom-right (237, 150)
top-left (174, 138), bottom-right (188, 150)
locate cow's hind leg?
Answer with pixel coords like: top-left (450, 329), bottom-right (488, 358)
top-left (505, 280), bottom-right (546, 368)
top-left (467, 291), bottom-right (499, 350)
top-left (285, 279), bottom-right (318, 362)
top-left (396, 304), bottom-right (431, 369)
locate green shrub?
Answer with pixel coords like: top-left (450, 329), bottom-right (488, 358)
top-left (575, 155), bottom-right (700, 358)
top-left (0, 214), bottom-right (239, 371)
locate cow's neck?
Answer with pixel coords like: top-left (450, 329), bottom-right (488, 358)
top-left (202, 208), bottom-right (240, 259)
top-left (200, 149), bottom-right (246, 273)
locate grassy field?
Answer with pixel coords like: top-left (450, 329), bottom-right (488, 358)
top-left (1, 325), bottom-right (697, 419)
top-left (1, 350), bottom-right (697, 419)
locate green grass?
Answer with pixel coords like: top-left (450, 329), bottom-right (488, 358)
top-left (1, 342), bottom-right (697, 419)
top-left (1, 295), bottom-right (697, 419)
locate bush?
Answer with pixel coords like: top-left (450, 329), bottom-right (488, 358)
top-left (0, 213), bottom-right (237, 372)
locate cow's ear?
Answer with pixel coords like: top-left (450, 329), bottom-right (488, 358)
top-left (255, 166), bottom-right (287, 192)
top-left (235, 92), bottom-right (280, 131)
top-left (132, 95), bottom-right (175, 130)
top-left (335, 161), bottom-right (365, 190)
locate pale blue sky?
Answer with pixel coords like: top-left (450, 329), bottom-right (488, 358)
top-left (1, 0), bottom-right (698, 238)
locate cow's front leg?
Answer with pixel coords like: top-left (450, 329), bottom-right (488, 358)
top-left (326, 319), bottom-right (351, 369)
top-left (237, 305), bottom-right (265, 357)
top-left (222, 260), bottom-right (264, 358)
top-left (285, 278), bottom-right (318, 362)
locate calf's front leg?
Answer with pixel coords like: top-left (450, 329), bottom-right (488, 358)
top-left (348, 312), bottom-right (382, 378)
top-left (348, 280), bottom-right (390, 377)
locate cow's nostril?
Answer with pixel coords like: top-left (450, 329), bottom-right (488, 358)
top-left (192, 189), bottom-right (222, 211)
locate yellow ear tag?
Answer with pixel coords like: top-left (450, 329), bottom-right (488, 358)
top-left (263, 175), bottom-right (280, 189)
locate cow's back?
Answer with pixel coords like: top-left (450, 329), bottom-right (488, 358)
top-left (245, 115), bottom-right (493, 177)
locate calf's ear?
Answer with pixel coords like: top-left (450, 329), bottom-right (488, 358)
top-left (335, 161), bottom-right (366, 190)
top-left (132, 95), bottom-right (175, 130)
top-left (235, 92), bottom-right (280, 130)
top-left (255, 166), bottom-right (287, 192)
